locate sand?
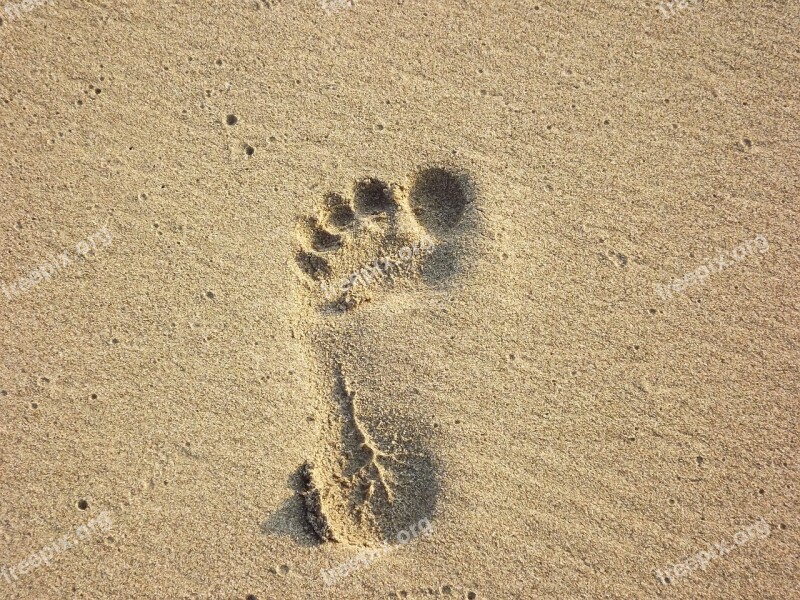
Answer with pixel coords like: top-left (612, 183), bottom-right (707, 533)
top-left (1, 1), bottom-right (798, 599)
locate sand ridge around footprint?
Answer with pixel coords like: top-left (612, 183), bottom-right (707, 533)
top-left (291, 166), bottom-right (475, 547)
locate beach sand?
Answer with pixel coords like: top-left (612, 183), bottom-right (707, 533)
top-left (1, 1), bottom-right (798, 598)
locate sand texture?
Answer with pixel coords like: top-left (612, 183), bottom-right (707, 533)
top-left (1, 1), bottom-right (798, 599)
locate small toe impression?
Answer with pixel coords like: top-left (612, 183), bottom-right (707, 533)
top-left (353, 177), bottom-right (394, 216)
top-left (323, 192), bottom-right (356, 229)
top-left (311, 225), bottom-right (343, 253)
top-left (296, 249), bottom-right (331, 280)
top-left (409, 167), bottom-right (472, 236)
top-left (301, 216), bottom-right (343, 253)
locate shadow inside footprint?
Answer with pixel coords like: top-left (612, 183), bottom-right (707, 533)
top-left (310, 222), bottom-right (342, 252)
top-left (409, 167), bottom-right (476, 284)
top-left (354, 177), bottom-right (395, 216)
top-left (409, 167), bottom-right (472, 235)
top-left (323, 192), bottom-right (356, 230)
top-left (370, 431), bottom-right (439, 544)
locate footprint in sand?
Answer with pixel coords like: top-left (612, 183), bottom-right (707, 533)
top-left (292, 167), bottom-right (475, 546)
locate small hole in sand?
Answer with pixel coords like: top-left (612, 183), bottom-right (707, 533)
top-left (91, 393), bottom-right (98, 400)
top-left (226, 114), bottom-right (238, 126)
top-left (205, 291), bottom-right (216, 299)
top-left (78, 499), bottom-right (89, 510)
top-left (245, 145), bottom-right (255, 156)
